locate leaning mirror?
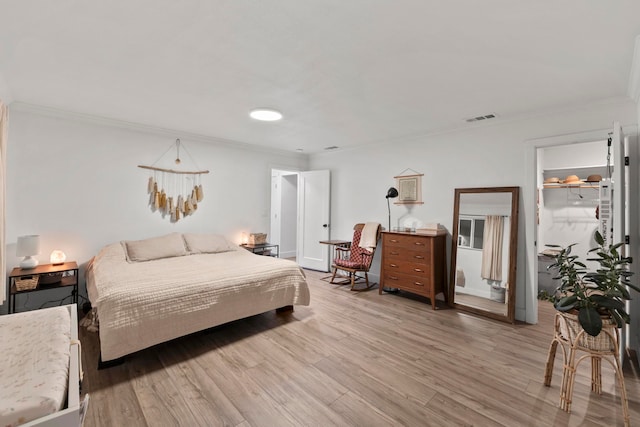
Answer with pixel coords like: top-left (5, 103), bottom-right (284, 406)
top-left (449, 187), bottom-right (519, 323)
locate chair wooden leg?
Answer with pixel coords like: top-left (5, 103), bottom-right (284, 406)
top-left (330, 267), bottom-right (339, 284)
top-left (544, 339), bottom-right (559, 387)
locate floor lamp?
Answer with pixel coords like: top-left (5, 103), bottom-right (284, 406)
top-left (384, 187), bottom-right (399, 292)
top-left (386, 187), bottom-right (398, 231)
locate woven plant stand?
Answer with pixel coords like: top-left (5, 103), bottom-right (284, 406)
top-left (544, 311), bottom-right (630, 427)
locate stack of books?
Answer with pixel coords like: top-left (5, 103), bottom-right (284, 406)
top-left (415, 223), bottom-right (445, 235)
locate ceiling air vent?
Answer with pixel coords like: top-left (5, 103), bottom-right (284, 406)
top-left (465, 113), bottom-right (497, 123)
top-left (324, 146), bottom-right (339, 151)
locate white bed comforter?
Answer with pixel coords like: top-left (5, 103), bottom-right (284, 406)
top-left (0, 306), bottom-right (71, 427)
top-left (86, 243), bottom-right (310, 361)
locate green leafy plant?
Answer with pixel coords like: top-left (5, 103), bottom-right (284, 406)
top-left (546, 231), bottom-right (639, 337)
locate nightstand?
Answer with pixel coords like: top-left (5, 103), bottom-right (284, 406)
top-left (7, 262), bottom-right (79, 313)
top-left (240, 243), bottom-right (280, 257)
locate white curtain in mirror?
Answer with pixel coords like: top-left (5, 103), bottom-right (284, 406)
top-left (481, 215), bottom-right (504, 281)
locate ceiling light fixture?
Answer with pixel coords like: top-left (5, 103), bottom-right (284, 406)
top-left (249, 108), bottom-right (283, 121)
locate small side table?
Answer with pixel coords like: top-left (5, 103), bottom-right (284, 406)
top-left (7, 262), bottom-right (79, 314)
top-left (319, 239), bottom-right (351, 278)
top-left (240, 243), bottom-right (280, 258)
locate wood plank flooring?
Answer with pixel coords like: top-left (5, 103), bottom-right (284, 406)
top-left (80, 269), bottom-right (640, 426)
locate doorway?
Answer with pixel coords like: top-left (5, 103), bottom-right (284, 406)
top-left (270, 168), bottom-right (332, 270)
top-left (536, 140), bottom-right (610, 323)
top-left (270, 169), bottom-right (299, 260)
top-left (526, 123), bottom-right (634, 327)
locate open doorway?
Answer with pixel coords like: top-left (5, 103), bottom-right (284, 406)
top-left (536, 140), bottom-right (611, 323)
top-left (270, 169), bottom-right (298, 260)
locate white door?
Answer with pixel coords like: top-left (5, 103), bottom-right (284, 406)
top-left (611, 122), bottom-right (626, 250)
top-left (611, 122), bottom-right (627, 362)
top-left (297, 170), bottom-right (331, 271)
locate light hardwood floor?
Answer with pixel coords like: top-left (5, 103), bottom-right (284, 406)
top-left (80, 269), bottom-right (640, 426)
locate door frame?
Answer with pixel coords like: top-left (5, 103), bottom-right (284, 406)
top-left (524, 125), bottom-right (635, 325)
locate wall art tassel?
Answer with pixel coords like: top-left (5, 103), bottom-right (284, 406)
top-left (138, 139), bottom-right (209, 221)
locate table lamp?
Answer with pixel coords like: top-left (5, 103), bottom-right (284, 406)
top-left (16, 235), bottom-right (40, 269)
top-left (385, 187), bottom-right (399, 231)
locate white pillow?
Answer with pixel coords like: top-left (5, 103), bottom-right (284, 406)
top-left (182, 233), bottom-right (234, 254)
top-left (123, 233), bottom-right (187, 262)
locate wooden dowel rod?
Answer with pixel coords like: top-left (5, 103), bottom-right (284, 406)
top-left (138, 165), bottom-right (209, 174)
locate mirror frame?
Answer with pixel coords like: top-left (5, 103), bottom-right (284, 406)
top-left (449, 186), bottom-right (520, 323)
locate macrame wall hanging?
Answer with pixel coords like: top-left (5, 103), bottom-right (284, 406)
top-left (138, 139), bottom-right (209, 222)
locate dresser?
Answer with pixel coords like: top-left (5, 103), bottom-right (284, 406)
top-left (379, 230), bottom-right (447, 309)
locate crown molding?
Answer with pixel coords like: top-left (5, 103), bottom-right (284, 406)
top-left (628, 35), bottom-right (640, 103)
top-left (8, 101), bottom-right (307, 160)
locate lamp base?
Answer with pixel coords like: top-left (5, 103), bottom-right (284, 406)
top-left (20, 256), bottom-right (38, 269)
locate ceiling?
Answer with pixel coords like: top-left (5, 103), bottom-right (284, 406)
top-left (1, 1), bottom-right (640, 154)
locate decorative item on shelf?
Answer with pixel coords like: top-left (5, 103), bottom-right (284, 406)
top-left (39, 272), bottom-right (64, 285)
top-left (16, 235), bottom-right (40, 269)
top-left (562, 175), bottom-right (582, 184)
top-left (139, 138), bottom-right (209, 223)
top-left (586, 174), bottom-right (602, 182)
top-left (415, 223), bottom-right (445, 235)
top-left (50, 250), bottom-right (66, 265)
top-left (392, 226), bottom-right (415, 233)
top-left (15, 275), bottom-right (38, 291)
top-left (248, 233), bottom-right (267, 245)
top-left (393, 168), bottom-right (424, 205)
top-left (385, 187), bottom-right (398, 231)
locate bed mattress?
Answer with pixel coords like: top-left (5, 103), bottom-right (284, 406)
top-left (87, 243), bottom-right (310, 361)
top-left (0, 306), bottom-right (71, 426)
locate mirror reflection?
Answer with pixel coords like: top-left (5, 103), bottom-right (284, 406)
top-left (450, 187), bottom-right (519, 323)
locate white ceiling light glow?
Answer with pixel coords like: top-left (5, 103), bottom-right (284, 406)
top-left (249, 108), bottom-right (283, 121)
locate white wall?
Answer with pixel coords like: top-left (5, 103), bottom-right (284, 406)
top-left (310, 98), bottom-right (638, 322)
top-left (3, 105), bottom-right (307, 312)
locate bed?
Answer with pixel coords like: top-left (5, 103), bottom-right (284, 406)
top-left (0, 304), bottom-right (84, 427)
top-left (86, 232), bottom-right (310, 363)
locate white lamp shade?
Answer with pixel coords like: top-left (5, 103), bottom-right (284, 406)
top-left (16, 235), bottom-right (40, 256)
top-left (16, 235), bottom-right (40, 269)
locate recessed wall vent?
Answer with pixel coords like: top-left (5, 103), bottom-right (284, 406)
top-left (465, 113), bottom-right (498, 123)
top-left (324, 146), bottom-right (339, 151)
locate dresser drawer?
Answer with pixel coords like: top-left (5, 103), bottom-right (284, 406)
top-left (383, 259), bottom-right (432, 277)
top-left (384, 248), bottom-right (429, 265)
top-left (383, 271), bottom-right (431, 295)
top-left (383, 234), bottom-right (432, 251)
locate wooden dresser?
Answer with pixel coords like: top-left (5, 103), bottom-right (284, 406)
top-left (379, 230), bottom-right (447, 309)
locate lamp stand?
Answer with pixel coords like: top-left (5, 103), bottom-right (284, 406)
top-left (387, 198), bottom-right (392, 231)
top-left (20, 256), bottom-right (38, 269)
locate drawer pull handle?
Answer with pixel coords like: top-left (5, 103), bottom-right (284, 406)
top-left (391, 251), bottom-right (399, 255)
top-left (414, 268), bottom-right (423, 272)
top-left (414, 282), bottom-right (424, 286)
top-left (414, 242), bottom-right (424, 246)
top-left (389, 276), bottom-right (399, 280)
top-left (414, 255), bottom-right (424, 259)
top-left (390, 264), bottom-right (398, 268)
top-left (390, 239), bottom-right (399, 243)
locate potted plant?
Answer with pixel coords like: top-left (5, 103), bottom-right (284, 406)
top-left (543, 231), bottom-right (639, 338)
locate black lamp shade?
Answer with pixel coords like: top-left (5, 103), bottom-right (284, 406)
top-left (386, 187), bottom-right (399, 198)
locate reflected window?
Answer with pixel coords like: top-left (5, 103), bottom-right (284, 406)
top-left (458, 216), bottom-right (484, 249)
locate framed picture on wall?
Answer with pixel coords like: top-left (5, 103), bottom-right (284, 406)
top-left (394, 173), bottom-right (424, 204)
